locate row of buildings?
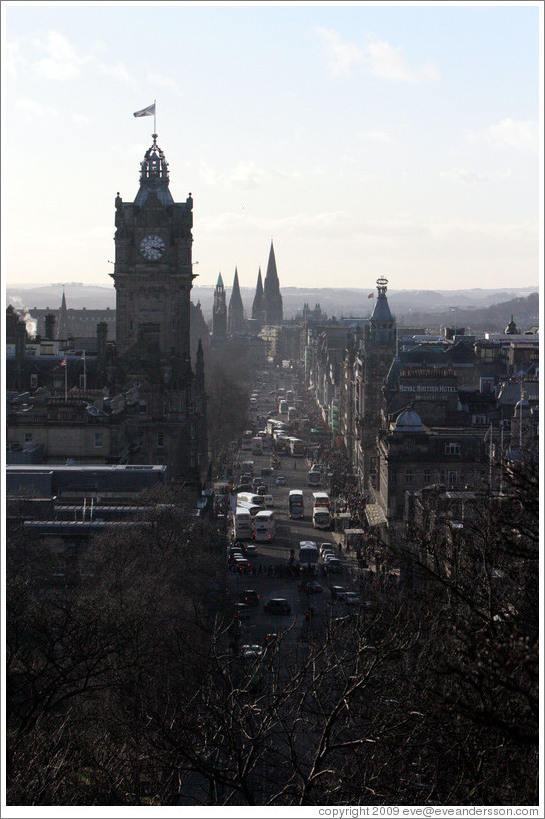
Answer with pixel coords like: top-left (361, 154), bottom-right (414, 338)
top-left (6, 132), bottom-right (539, 552)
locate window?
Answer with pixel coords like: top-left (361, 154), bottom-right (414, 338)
top-left (423, 469), bottom-right (431, 484)
top-left (448, 470), bottom-right (458, 487)
top-left (405, 469), bottom-right (414, 485)
top-left (30, 374), bottom-right (38, 389)
top-left (94, 432), bottom-right (103, 448)
top-left (157, 432), bottom-right (164, 448)
top-left (24, 432), bottom-right (33, 443)
top-left (445, 442), bottom-right (460, 455)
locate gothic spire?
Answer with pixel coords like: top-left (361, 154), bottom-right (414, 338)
top-left (228, 267), bottom-right (245, 336)
top-left (252, 267), bottom-right (264, 320)
top-left (263, 240), bottom-right (283, 324)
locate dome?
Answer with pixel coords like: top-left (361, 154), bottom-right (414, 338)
top-left (504, 314), bottom-right (519, 335)
top-left (393, 408), bottom-right (424, 433)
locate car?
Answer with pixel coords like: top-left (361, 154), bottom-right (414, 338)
top-left (235, 602), bottom-right (251, 619)
top-left (275, 476), bottom-right (287, 486)
top-left (299, 580), bottom-right (323, 594)
top-left (330, 585), bottom-right (347, 600)
top-left (321, 550), bottom-right (336, 562)
top-left (256, 485), bottom-right (267, 496)
top-left (325, 558), bottom-right (343, 574)
top-left (241, 589), bottom-right (260, 607)
top-left (319, 543), bottom-right (335, 556)
top-left (241, 644), bottom-right (263, 658)
top-left (343, 592), bottom-right (361, 606)
top-left (244, 543), bottom-right (257, 556)
top-left (263, 598), bottom-right (291, 615)
top-left (235, 484), bottom-right (252, 494)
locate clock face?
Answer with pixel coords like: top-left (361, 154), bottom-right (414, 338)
top-left (140, 234), bottom-right (165, 261)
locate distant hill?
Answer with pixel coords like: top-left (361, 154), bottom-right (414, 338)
top-left (6, 282), bottom-right (539, 333)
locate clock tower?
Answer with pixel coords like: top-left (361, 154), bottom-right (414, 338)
top-left (110, 134), bottom-right (206, 484)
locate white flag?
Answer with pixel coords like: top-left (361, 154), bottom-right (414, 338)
top-left (133, 103), bottom-right (155, 118)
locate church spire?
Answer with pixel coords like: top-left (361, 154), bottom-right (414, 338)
top-left (252, 267), bottom-right (264, 321)
top-left (263, 240), bottom-right (283, 325)
top-left (213, 272), bottom-right (227, 341)
top-left (228, 267), bottom-right (245, 336)
top-left (57, 288), bottom-right (68, 340)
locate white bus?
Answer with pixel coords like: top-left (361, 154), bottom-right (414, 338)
top-left (253, 510), bottom-right (275, 542)
top-left (233, 508), bottom-right (253, 540)
top-left (312, 506), bottom-right (331, 530)
top-left (299, 540), bottom-right (319, 568)
top-left (288, 489), bottom-right (304, 519)
top-left (288, 437), bottom-right (305, 457)
top-left (237, 492), bottom-right (266, 509)
top-left (236, 500), bottom-right (263, 518)
top-left (241, 430), bottom-right (254, 450)
top-left (312, 491), bottom-right (330, 509)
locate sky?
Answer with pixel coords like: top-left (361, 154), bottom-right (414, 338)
top-left (2, 1), bottom-right (542, 294)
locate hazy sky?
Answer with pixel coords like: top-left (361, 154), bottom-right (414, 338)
top-left (2, 1), bottom-right (542, 293)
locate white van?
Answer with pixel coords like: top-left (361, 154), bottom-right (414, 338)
top-left (263, 494), bottom-right (274, 508)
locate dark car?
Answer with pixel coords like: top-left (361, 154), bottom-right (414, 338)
top-left (235, 484), bottom-right (252, 494)
top-left (298, 580), bottom-right (324, 594)
top-left (331, 585), bottom-right (347, 600)
top-left (263, 598), bottom-right (291, 615)
top-left (241, 589), bottom-right (260, 607)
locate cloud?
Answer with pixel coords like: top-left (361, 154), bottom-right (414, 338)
top-left (360, 129), bottom-right (394, 144)
top-left (315, 28), bottom-right (439, 83)
top-left (11, 30), bottom-right (132, 84)
top-left (147, 71), bottom-right (183, 96)
top-left (440, 168), bottom-right (489, 184)
top-left (32, 30), bottom-right (88, 79)
top-left (468, 118), bottom-right (538, 154)
top-left (315, 27), bottom-right (365, 77)
top-left (199, 160), bottom-right (300, 190)
top-left (366, 40), bottom-right (439, 83)
top-left (15, 99), bottom-right (59, 118)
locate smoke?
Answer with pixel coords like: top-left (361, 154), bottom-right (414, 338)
top-left (8, 296), bottom-right (38, 338)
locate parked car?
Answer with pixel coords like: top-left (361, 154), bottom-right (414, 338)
top-left (275, 476), bottom-right (287, 486)
top-left (264, 598), bottom-right (291, 615)
top-left (241, 589), bottom-right (260, 607)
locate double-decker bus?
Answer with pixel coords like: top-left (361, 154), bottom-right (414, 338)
top-left (288, 489), bottom-right (304, 519)
top-left (253, 510), bottom-right (275, 542)
top-left (288, 437), bottom-right (305, 457)
top-left (241, 430), bottom-right (254, 450)
top-left (233, 508), bottom-right (253, 540)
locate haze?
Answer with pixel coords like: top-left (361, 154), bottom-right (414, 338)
top-left (2, 2), bottom-right (541, 292)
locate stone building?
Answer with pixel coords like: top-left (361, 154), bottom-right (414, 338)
top-left (108, 133), bottom-right (207, 485)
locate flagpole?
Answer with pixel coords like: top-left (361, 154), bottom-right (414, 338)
top-left (154, 99), bottom-right (156, 136)
top-left (64, 360), bottom-right (68, 402)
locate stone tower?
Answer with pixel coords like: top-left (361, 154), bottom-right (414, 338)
top-left (57, 289), bottom-right (68, 341)
top-left (262, 241), bottom-right (283, 325)
top-left (212, 272), bottom-right (227, 341)
top-left (252, 267), bottom-right (265, 322)
top-left (228, 267), bottom-right (245, 336)
top-left (358, 277), bottom-right (397, 493)
top-left (110, 133), bottom-right (206, 484)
